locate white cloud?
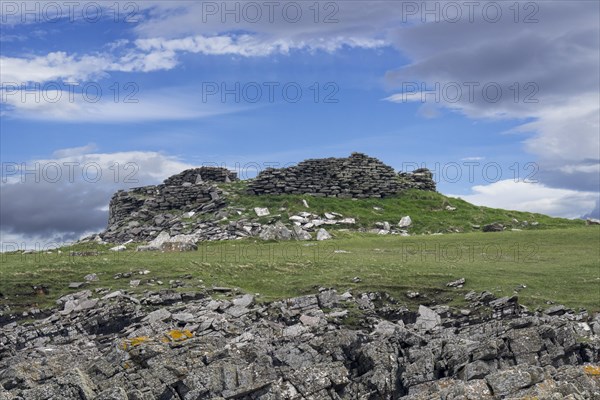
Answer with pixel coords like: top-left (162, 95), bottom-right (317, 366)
top-left (0, 88), bottom-right (233, 123)
top-left (383, 2), bottom-right (599, 193)
top-left (0, 148), bottom-right (195, 247)
top-left (53, 143), bottom-right (98, 158)
top-left (449, 180), bottom-right (598, 219)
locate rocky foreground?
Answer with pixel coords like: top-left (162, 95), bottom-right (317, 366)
top-left (1, 287), bottom-right (599, 399)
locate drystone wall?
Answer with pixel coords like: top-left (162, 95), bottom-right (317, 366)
top-left (247, 152), bottom-right (436, 197)
top-left (163, 166), bottom-right (238, 186)
top-left (101, 168), bottom-right (235, 243)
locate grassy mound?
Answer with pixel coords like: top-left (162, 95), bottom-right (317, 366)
top-left (220, 181), bottom-right (583, 233)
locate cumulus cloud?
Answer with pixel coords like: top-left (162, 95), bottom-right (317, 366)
top-left (449, 180), bottom-right (598, 219)
top-left (0, 148), bottom-right (194, 247)
top-left (383, 1), bottom-right (600, 194)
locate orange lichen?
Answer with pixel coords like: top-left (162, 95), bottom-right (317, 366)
top-left (165, 329), bottom-right (193, 342)
top-left (584, 365), bottom-right (600, 376)
top-left (122, 336), bottom-right (150, 350)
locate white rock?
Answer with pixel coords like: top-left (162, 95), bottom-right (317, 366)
top-left (398, 216), bottom-right (412, 228)
top-left (302, 199), bottom-right (309, 208)
top-left (84, 273), bottom-right (99, 282)
top-left (289, 215), bottom-right (308, 223)
top-left (145, 308), bottom-right (171, 324)
top-left (415, 305), bottom-right (441, 331)
top-left (299, 315), bottom-right (321, 326)
top-left (232, 294), bottom-right (254, 307)
top-left (324, 213), bottom-right (336, 220)
top-left (339, 218), bottom-right (356, 224)
top-left (316, 228), bottom-right (332, 241)
top-left (445, 206), bottom-right (456, 211)
top-left (109, 245), bottom-right (126, 252)
top-left (149, 231), bottom-right (171, 247)
top-left (254, 207), bottom-right (270, 217)
top-left (102, 291), bottom-right (123, 300)
top-left (292, 226), bottom-right (312, 241)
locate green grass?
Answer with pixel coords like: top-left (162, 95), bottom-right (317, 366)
top-left (2, 227), bottom-right (598, 313)
top-left (218, 182), bottom-right (584, 233)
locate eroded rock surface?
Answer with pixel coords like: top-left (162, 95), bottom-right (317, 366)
top-left (1, 289), bottom-right (599, 399)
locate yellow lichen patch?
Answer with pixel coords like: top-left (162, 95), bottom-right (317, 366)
top-left (584, 365), bottom-right (600, 376)
top-left (165, 329), bottom-right (194, 342)
top-left (122, 336), bottom-right (150, 350)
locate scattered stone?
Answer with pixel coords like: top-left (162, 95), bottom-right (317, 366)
top-left (316, 228), bottom-right (332, 241)
top-left (254, 207), bottom-right (270, 217)
top-left (260, 221), bottom-right (292, 241)
top-left (545, 304), bottom-right (568, 316)
top-left (69, 282), bottom-right (87, 289)
top-left (83, 273), bottom-right (99, 282)
top-left (445, 205), bottom-right (457, 211)
top-left (415, 305), bottom-right (441, 331)
top-left (160, 241), bottom-right (198, 252)
top-left (129, 280), bottom-right (141, 288)
top-left (398, 216), bottom-right (412, 228)
top-left (302, 199), bottom-right (309, 208)
top-left (352, 276), bottom-right (361, 283)
top-left (406, 291), bottom-right (420, 299)
top-left (292, 226), bottom-right (312, 241)
top-left (483, 222), bottom-right (504, 232)
top-left (586, 218), bottom-right (600, 225)
top-left (446, 278), bottom-right (466, 288)
top-left (109, 245), bottom-right (126, 252)
top-left (136, 245), bottom-right (160, 252)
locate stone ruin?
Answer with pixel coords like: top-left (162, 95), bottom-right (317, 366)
top-left (163, 166), bottom-right (238, 186)
top-left (99, 154), bottom-right (436, 243)
top-left (247, 152), bottom-right (436, 197)
top-left (102, 168), bottom-right (233, 243)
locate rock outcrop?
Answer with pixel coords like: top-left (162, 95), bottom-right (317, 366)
top-left (247, 153), bottom-right (436, 198)
top-left (1, 288), bottom-right (599, 399)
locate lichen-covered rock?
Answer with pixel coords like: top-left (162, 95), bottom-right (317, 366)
top-left (2, 288), bottom-right (598, 399)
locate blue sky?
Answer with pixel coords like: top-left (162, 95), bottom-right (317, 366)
top-left (1, 1), bottom-right (599, 244)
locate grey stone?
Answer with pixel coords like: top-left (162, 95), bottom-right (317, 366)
top-left (415, 305), bottom-right (441, 331)
top-left (398, 215), bottom-right (412, 228)
top-left (316, 228), bottom-right (332, 241)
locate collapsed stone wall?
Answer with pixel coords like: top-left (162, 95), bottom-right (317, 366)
top-left (101, 167), bottom-right (237, 242)
top-left (398, 168), bottom-right (437, 191)
top-left (163, 166), bottom-right (238, 186)
top-left (103, 183), bottom-right (225, 243)
top-left (247, 152), bottom-right (436, 197)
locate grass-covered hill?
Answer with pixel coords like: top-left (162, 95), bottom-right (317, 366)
top-left (219, 181), bottom-right (583, 233)
top-left (2, 181), bottom-right (596, 318)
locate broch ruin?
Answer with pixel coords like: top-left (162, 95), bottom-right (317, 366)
top-left (99, 153), bottom-right (436, 244)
